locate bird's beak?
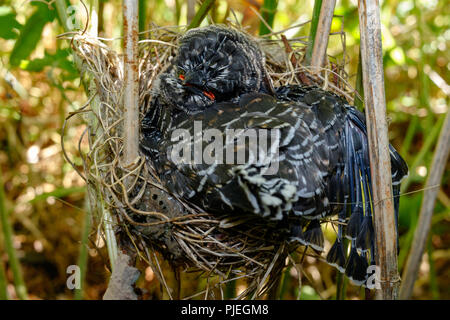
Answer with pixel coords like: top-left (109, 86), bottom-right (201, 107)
top-left (182, 71), bottom-right (205, 87)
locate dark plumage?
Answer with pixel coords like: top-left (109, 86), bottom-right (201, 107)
top-left (140, 25), bottom-right (408, 287)
top-left (150, 26), bottom-right (272, 117)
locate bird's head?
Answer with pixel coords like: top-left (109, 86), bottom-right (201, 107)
top-left (154, 25), bottom-right (271, 115)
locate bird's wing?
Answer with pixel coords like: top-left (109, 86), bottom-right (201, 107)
top-left (141, 93), bottom-right (331, 221)
top-left (276, 85), bottom-right (409, 284)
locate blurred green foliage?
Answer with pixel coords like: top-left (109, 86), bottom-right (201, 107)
top-left (0, 0), bottom-right (448, 300)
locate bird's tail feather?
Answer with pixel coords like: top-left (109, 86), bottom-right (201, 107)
top-left (324, 108), bottom-right (407, 286)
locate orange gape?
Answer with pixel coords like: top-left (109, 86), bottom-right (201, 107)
top-left (202, 91), bottom-right (215, 100)
top-left (179, 74), bottom-right (215, 100)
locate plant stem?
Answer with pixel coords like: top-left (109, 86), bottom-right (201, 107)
top-left (123, 0), bottom-right (140, 167)
top-left (400, 114), bottom-right (445, 193)
top-left (358, 0), bottom-right (399, 299)
top-left (0, 168), bottom-right (28, 300)
top-left (74, 198), bottom-right (92, 300)
top-left (401, 115), bottom-right (419, 157)
top-left (187, 0), bottom-right (216, 30)
top-left (305, 0), bottom-right (323, 64)
top-left (0, 226), bottom-right (8, 300)
top-left (224, 279), bottom-right (236, 299)
top-left (310, 0), bottom-right (336, 73)
top-left (398, 209), bottom-right (418, 269)
top-left (138, 0), bottom-right (146, 39)
top-left (175, 0), bottom-right (181, 25)
top-left (0, 259), bottom-right (7, 299)
top-left (259, 0), bottom-right (278, 36)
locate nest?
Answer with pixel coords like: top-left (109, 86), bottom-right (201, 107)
top-left (62, 22), bottom-right (357, 299)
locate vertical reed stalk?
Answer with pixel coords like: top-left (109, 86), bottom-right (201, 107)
top-left (123, 0), bottom-right (140, 169)
top-left (358, 0), bottom-right (399, 300)
top-left (74, 198), bottom-right (92, 300)
top-left (0, 258), bottom-right (7, 299)
top-left (309, 0), bottom-right (336, 73)
top-left (0, 168), bottom-right (28, 299)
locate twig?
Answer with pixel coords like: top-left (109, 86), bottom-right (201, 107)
top-left (358, 0), bottom-right (399, 300)
top-left (399, 110), bottom-right (450, 299)
top-left (280, 35), bottom-right (311, 85)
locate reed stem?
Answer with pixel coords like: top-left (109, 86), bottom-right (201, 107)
top-left (0, 168), bottom-right (28, 299)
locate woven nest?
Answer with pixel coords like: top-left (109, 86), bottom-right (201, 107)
top-left (62, 22), bottom-right (357, 299)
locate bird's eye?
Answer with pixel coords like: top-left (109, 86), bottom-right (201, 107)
top-left (179, 74), bottom-right (185, 81)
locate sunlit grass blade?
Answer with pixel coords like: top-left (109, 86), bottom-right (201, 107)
top-left (74, 198), bottom-right (91, 300)
top-left (259, 0), bottom-right (278, 36)
top-left (187, 0), bottom-right (216, 30)
top-left (224, 279), bottom-right (236, 299)
top-left (398, 205), bottom-right (419, 270)
top-left (277, 268), bottom-right (289, 299)
top-left (28, 186), bottom-right (85, 204)
top-left (0, 257), bottom-right (7, 299)
top-left (0, 168), bottom-right (28, 300)
top-left (305, 0), bottom-right (323, 64)
top-left (401, 115), bottom-right (419, 158)
top-left (139, 0), bottom-right (146, 39)
top-left (175, 0), bottom-right (182, 25)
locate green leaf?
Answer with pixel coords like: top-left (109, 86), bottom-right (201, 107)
top-left (20, 49), bottom-right (77, 77)
top-left (0, 6), bottom-right (22, 40)
top-left (9, 3), bottom-right (55, 67)
top-left (20, 56), bottom-right (52, 72)
top-left (29, 186), bottom-right (86, 204)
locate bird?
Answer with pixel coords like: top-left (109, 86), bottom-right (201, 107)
top-left (139, 25), bottom-right (408, 286)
